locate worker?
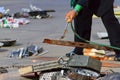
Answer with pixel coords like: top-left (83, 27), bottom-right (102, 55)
top-left (65, 0), bottom-right (120, 61)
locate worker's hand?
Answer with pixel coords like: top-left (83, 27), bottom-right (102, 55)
top-left (65, 10), bottom-right (78, 23)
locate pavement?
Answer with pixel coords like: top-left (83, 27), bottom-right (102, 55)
top-left (0, 0), bottom-right (120, 80)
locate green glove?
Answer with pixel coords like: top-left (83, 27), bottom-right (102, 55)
top-left (70, 0), bottom-right (75, 7)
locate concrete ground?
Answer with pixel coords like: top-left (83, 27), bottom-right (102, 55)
top-left (0, 0), bottom-right (120, 80)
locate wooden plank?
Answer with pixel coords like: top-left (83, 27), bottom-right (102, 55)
top-left (19, 60), bottom-right (63, 75)
top-left (19, 66), bottom-right (33, 75)
top-left (102, 61), bottom-right (120, 68)
top-left (43, 39), bottom-right (113, 51)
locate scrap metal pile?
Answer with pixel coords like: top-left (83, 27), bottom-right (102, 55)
top-left (19, 55), bottom-right (102, 80)
top-left (0, 5), bottom-right (55, 28)
top-left (13, 4), bottom-right (55, 19)
top-left (10, 44), bottom-right (46, 59)
top-left (0, 6), bottom-right (30, 28)
top-left (18, 55), bottom-right (120, 80)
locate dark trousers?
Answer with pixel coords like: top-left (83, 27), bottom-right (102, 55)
top-left (74, 5), bottom-right (120, 57)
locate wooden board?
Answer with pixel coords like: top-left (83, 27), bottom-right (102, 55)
top-left (19, 66), bottom-right (33, 75)
top-left (43, 39), bottom-right (113, 51)
top-left (102, 61), bottom-right (120, 68)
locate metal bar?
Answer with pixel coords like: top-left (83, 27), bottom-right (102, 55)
top-left (43, 39), bottom-right (113, 51)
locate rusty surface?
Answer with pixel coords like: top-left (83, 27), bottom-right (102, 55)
top-left (43, 39), bottom-right (113, 51)
top-left (102, 61), bottom-right (120, 67)
top-left (68, 72), bottom-right (95, 80)
top-left (32, 56), bottom-right (59, 61)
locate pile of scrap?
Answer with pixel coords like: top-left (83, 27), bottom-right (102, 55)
top-left (10, 44), bottom-right (45, 58)
top-left (19, 55), bottom-right (102, 80)
top-left (13, 4), bottom-right (55, 19)
top-left (0, 6), bottom-right (10, 18)
top-left (18, 55), bottom-right (120, 80)
top-left (0, 6), bottom-right (30, 28)
top-left (0, 4), bottom-right (55, 28)
top-left (0, 17), bottom-right (30, 28)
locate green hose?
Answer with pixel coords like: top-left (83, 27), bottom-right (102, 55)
top-left (68, 22), bottom-right (120, 50)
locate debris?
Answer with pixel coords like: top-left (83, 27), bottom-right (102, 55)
top-left (68, 72), bottom-right (94, 80)
top-left (97, 32), bottom-right (108, 39)
top-left (19, 55), bottom-right (101, 80)
top-left (13, 10), bottom-right (55, 19)
top-left (14, 18), bottom-right (30, 25)
top-left (19, 66), bottom-right (33, 75)
top-left (83, 48), bottom-right (115, 61)
top-left (0, 6), bottom-right (10, 19)
top-left (0, 7), bottom-right (9, 14)
top-left (83, 48), bottom-right (111, 60)
top-left (114, 6), bottom-right (120, 13)
top-left (13, 12), bottom-right (29, 18)
top-left (0, 6), bottom-right (30, 29)
top-left (83, 48), bottom-right (105, 54)
top-left (19, 60), bottom-right (63, 75)
top-left (0, 38), bottom-right (16, 46)
top-left (39, 71), bottom-right (66, 80)
top-left (0, 42), bottom-right (4, 48)
top-left (29, 4), bottom-right (42, 11)
top-left (28, 10), bottom-right (50, 19)
top-left (97, 72), bottom-right (120, 80)
top-left (0, 12), bottom-right (3, 18)
top-left (0, 17), bottom-right (30, 28)
top-left (0, 67), bottom-right (8, 74)
top-left (0, 7), bottom-right (6, 14)
top-left (18, 55), bottom-right (120, 80)
top-left (29, 4), bottom-right (55, 18)
top-left (13, 4), bottom-right (55, 19)
top-left (10, 45), bottom-right (44, 58)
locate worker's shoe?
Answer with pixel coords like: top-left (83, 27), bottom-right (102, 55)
top-left (66, 51), bottom-right (76, 57)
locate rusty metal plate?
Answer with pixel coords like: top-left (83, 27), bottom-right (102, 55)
top-left (43, 39), bottom-right (113, 51)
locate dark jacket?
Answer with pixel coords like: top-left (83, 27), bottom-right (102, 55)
top-left (75, 0), bottom-right (114, 16)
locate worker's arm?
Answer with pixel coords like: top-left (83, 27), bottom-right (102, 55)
top-left (66, 4), bottom-right (83, 22)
